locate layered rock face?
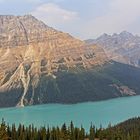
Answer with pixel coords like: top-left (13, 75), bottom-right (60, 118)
top-left (1, 16), bottom-right (140, 108)
top-left (0, 15), bottom-right (108, 107)
top-left (86, 31), bottom-right (140, 67)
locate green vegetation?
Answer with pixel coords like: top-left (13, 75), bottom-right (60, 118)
top-left (1, 117), bottom-right (140, 140)
top-left (1, 61), bottom-right (140, 107)
top-left (32, 61), bottom-right (140, 104)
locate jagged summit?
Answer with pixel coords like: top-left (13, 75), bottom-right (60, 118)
top-left (0, 14), bottom-right (54, 47)
top-left (1, 16), bottom-right (140, 108)
top-left (0, 15), bottom-right (108, 107)
top-left (119, 31), bottom-right (134, 39)
top-left (119, 30), bottom-right (133, 35)
top-left (86, 31), bottom-right (140, 67)
top-left (0, 14), bottom-right (45, 25)
top-left (96, 31), bottom-right (134, 40)
top-left (96, 33), bottom-right (111, 40)
top-left (86, 31), bottom-right (136, 45)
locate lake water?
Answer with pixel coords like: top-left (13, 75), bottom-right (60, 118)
top-left (0, 95), bottom-right (140, 131)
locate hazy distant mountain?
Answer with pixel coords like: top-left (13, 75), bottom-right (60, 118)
top-left (86, 31), bottom-right (140, 67)
top-left (0, 16), bottom-right (140, 107)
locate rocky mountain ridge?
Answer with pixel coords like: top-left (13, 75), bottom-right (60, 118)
top-left (0, 15), bottom-right (108, 107)
top-left (1, 16), bottom-right (140, 108)
top-left (86, 31), bottom-right (140, 67)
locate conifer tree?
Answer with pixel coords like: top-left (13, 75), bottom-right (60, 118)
top-left (0, 119), bottom-right (9, 140)
top-left (89, 124), bottom-right (95, 140)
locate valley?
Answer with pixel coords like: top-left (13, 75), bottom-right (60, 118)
top-left (0, 1), bottom-right (140, 139)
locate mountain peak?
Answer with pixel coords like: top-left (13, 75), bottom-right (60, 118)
top-left (119, 31), bottom-right (134, 38)
top-left (100, 33), bottom-right (110, 37)
top-left (87, 30), bottom-right (140, 69)
top-left (0, 14), bottom-right (35, 18)
top-left (19, 14), bottom-right (35, 18)
top-left (0, 14), bottom-right (48, 27)
top-left (0, 14), bottom-right (53, 47)
top-left (96, 33), bottom-right (110, 41)
top-left (0, 14), bottom-right (108, 107)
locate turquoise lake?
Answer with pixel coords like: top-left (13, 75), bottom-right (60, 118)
top-left (0, 95), bottom-right (140, 131)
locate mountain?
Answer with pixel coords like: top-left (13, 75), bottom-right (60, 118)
top-left (0, 16), bottom-right (140, 107)
top-left (0, 15), bottom-right (108, 107)
top-left (86, 31), bottom-right (140, 67)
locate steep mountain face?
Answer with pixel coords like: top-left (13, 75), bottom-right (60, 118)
top-left (86, 31), bottom-right (140, 67)
top-left (1, 16), bottom-right (140, 108)
top-left (0, 15), bottom-right (108, 107)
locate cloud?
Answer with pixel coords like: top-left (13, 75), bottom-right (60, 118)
top-left (26, 0), bottom-right (42, 3)
top-left (80, 0), bottom-right (140, 38)
top-left (50, 0), bottom-right (65, 3)
top-left (0, 0), bottom-right (140, 39)
top-left (0, 0), bottom-right (42, 4)
top-left (31, 3), bottom-right (79, 27)
top-left (30, 0), bottom-right (140, 39)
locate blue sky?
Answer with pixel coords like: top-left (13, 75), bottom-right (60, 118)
top-left (0, 0), bottom-right (140, 39)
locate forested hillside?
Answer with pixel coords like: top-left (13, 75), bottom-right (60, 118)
top-left (1, 117), bottom-right (140, 140)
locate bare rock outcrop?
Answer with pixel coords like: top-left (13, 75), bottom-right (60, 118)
top-left (0, 15), bottom-right (108, 107)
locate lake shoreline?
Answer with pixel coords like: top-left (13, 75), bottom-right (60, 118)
top-left (0, 95), bottom-right (140, 131)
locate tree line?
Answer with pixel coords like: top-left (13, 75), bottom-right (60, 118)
top-left (1, 117), bottom-right (140, 140)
